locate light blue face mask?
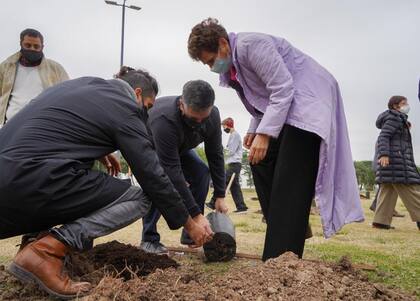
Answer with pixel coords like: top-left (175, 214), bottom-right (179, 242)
top-left (399, 104), bottom-right (410, 115)
top-left (211, 56), bottom-right (232, 74)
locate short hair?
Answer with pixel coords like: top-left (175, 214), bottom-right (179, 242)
top-left (182, 80), bottom-right (215, 111)
top-left (188, 18), bottom-right (228, 61)
top-left (222, 117), bottom-right (234, 128)
top-left (20, 28), bottom-right (44, 44)
top-left (388, 95), bottom-right (406, 110)
top-left (116, 66), bottom-right (159, 97)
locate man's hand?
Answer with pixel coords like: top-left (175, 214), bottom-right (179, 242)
top-left (249, 134), bottom-right (270, 165)
top-left (193, 214), bottom-right (214, 236)
top-left (184, 216), bottom-right (212, 247)
top-left (379, 156), bottom-right (390, 167)
top-left (99, 153), bottom-right (121, 176)
top-left (243, 133), bottom-right (256, 149)
top-left (215, 197), bottom-right (228, 213)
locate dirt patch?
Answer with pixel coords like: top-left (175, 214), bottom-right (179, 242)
top-left (0, 247), bottom-right (417, 301)
top-left (82, 252), bottom-right (416, 301)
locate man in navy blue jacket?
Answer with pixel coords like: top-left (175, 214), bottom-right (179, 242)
top-left (140, 80), bottom-right (228, 254)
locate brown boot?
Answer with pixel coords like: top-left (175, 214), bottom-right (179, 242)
top-left (8, 234), bottom-right (91, 299)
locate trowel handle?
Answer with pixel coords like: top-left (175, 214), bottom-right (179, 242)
top-left (225, 172), bottom-right (236, 194)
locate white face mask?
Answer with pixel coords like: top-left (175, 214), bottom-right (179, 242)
top-left (399, 104), bottom-right (410, 115)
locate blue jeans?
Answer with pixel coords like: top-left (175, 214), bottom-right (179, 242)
top-left (141, 150), bottom-right (210, 243)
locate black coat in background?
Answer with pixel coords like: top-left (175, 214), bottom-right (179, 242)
top-left (0, 77), bottom-right (189, 238)
top-left (375, 109), bottom-right (420, 184)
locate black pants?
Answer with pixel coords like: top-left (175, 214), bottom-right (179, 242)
top-left (142, 150), bottom-right (210, 243)
top-left (209, 163), bottom-right (247, 210)
top-left (251, 125), bottom-right (320, 260)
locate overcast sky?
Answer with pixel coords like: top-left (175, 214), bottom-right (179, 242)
top-left (1, 0), bottom-right (419, 161)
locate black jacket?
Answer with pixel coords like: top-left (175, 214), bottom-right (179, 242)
top-left (147, 96), bottom-right (225, 217)
top-left (375, 109), bottom-right (420, 184)
top-left (0, 77), bottom-right (189, 238)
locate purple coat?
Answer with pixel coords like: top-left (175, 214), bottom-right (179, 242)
top-left (220, 32), bottom-right (364, 238)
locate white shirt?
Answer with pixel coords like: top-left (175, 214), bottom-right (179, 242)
top-left (226, 130), bottom-right (243, 164)
top-left (6, 64), bottom-right (43, 122)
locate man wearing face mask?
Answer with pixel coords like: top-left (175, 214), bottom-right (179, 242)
top-left (207, 117), bottom-right (248, 213)
top-left (0, 28), bottom-right (68, 127)
top-left (373, 95), bottom-right (420, 231)
top-left (0, 69), bottom-right (211, 298)
top-left (140, 80), bottom-right (229, 254)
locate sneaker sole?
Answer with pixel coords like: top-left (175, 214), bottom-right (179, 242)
top-left (8, 262), bottom-right (88, 299)
top-left (234, 211), bottom-right (248, 214)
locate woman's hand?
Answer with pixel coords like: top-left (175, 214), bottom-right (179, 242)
top-left (378, 156), bottom-right (390, 167)
top-left (243, 133), bottom-right (256, 149)
top-left (249, 134), bottom-right (270, 165)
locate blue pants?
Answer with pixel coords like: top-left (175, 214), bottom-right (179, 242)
top-left (141, 150), bottom-right (210, 243)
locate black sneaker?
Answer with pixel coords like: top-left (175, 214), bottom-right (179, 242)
top-left (233, 208), bottom-right (248, 214)
top-left (372, 222), bottom-right (395, 230)
top-left (140, 241), bottom-right (168, 254)
top-left (180, 228), bottom-right (195, 245)
top-left (205, 202), bottom-right (215, 210)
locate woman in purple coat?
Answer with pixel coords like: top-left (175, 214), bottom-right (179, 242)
top-left (188, 18), bottom-right (364, 260)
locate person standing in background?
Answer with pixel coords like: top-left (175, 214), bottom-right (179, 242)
top-left (0, 28), bottom-right (69, 127)
top-left (207, 117), bottom-right (248, 213)
top-left (373, 95), bottom-right (420, 230)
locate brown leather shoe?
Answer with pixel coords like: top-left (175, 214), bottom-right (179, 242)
top-left (8, 234), bottom-right (91, 299)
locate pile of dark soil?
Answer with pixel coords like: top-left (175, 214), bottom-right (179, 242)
top-left (0, 241), bottom-right (178, 300)
top-left (67, 240), bottom-right (179, 283)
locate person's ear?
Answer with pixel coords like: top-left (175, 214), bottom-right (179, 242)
top-left (219, 37), bottom-right (228, 47)
top-left (134, 87), bottom-right (143, 105)
top-left (218, 38), bottom-right (230, 57)
top-left (179, 97), bottom-right (184, 110)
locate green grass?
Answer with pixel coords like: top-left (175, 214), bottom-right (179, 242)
top-left (305, 242), bottom-right (420, 294)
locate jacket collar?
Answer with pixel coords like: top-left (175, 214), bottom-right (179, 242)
top-left (5, 51), bottom-right (46, 67)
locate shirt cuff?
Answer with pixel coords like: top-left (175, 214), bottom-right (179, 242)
top-left (188, 205), bottom-right (202, 218)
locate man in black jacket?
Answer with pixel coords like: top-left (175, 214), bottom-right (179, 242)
top-left (0, 71), bottom-right (210, 298)
top-left (140, 80), bottom-right (228, 254)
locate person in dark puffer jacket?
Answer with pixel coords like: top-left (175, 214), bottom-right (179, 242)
top-left (373, 95), bottom-right (420, 230)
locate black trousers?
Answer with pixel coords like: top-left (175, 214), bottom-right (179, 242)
top-left (251, 125), bottom-right (320, 260)
top-left (209, 163), bottom-right (247, 210)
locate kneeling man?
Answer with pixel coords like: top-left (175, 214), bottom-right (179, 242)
top-left (0, 69), bottom-right (210, 298)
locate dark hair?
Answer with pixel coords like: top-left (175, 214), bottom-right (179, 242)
top-left (182, 80), bottom-right (215, 111)
top-left (20, 28), bottom-right (44, 44)
top-left (188, 18), bottom-right (228, 61)
top-left (388, 95), bottom-right (406, 110)
top-left (116, 66), bottom-right (159, 97)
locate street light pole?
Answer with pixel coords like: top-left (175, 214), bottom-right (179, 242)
top-left (105, 0), bottom-right (141, 67)
top-left (120, 0), bottom-right (126, 67)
